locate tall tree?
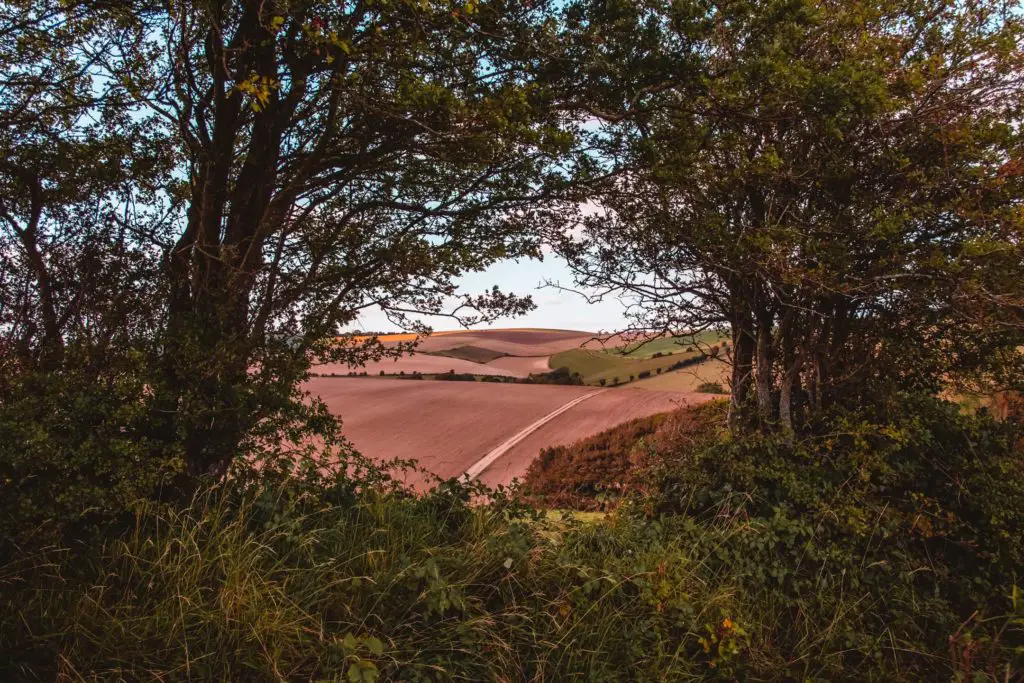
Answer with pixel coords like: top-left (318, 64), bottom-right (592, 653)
top-left (1, 0), bottom-right (580, 481)
top-left (99, 0), bottom-right (575, 477)
top-left (553, 0), bottom-right (1024, 435)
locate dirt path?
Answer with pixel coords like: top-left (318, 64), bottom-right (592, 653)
top-left (464, 390), bottom-right (606, 479)
top-left (304, 377), bottom-right (704, 489)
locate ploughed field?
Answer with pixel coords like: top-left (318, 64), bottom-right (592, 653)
top-left (305, 376), bottom-right (712, 489)
top-left (316, 327), bottom-right (732, 387)
top-left (315, 328), bottom-right (598, 378)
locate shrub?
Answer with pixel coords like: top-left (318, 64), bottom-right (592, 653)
top-left (523, 366), bottom-right (584, 386)
top-left (434, 372), bottom-right (477, 382)
top-left (599, 378), bottom-right (607, 386)
top-left (523, 402), bottom-right (725, 510)
top-left (0, 355), bottom-right (184, 551)
top-left (638, 370), bottom-right (651, 380)
top-left (637, 395), bottom-right (1024, 680)
top-left (696, 382), bottom-right (726, 394)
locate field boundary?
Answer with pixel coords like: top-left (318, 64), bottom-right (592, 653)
top-left (464, 390), bottom-right (608, 480)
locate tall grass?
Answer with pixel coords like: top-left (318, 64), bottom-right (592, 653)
top-left (2, 481), bottom-right (746, 681)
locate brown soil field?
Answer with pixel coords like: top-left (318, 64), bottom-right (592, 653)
top-left (305, 378), bottom-right (592, 486)
top-left (485, 355), bottom-right (552, 375)
top-left (303, 377), bottom-right (709, 490)
top-left (312, 354), bottom-right (523, 377)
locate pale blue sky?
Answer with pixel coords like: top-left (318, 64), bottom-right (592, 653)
top-left (350, 253), bottom-right (631, 333)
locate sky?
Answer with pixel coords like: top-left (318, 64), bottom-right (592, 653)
top-left (348, 253), bottom-right (632, 334)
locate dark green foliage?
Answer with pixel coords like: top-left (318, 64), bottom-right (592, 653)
top-left (637, 396), bottom-right (1024, 680)
top-left (553, 0), bottom-right (1024, 434)
top-left (0, 351), bottom-right (182, 551)
top-left (696, 382), bottom-right (726, 394)
top-left (522, 365), bottom-right (585, 385)
top-left (433, 372), bottom-right (478, 382)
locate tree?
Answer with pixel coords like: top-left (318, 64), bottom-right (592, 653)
top-left (553, 0), bottom-right (1024, 435)
top-left (0, 2), bottom-right (172, 372)
top-left (0, 0), bottom-right (578, 479)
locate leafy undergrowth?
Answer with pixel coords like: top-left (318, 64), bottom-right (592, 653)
top-left (3, 397), bottom-right (1024, 681)
top-left (522, 400), bottom-right (726, 510)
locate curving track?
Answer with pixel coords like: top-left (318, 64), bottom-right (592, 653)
top-left (304, 377), bottom-right (711, 489)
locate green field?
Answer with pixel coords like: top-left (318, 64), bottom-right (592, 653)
top-left (612, 330), bottom-right (729, 358)
top-left (549, 347), bottom-right (706, 386)
top-left (630, 357), bottom-right (732, 392)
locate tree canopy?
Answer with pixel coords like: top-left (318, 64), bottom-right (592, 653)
top-left (551, 0), bottom-right (1024, 434)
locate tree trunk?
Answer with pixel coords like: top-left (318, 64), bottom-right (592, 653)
top-left (730, 319), bottom-right (756, 432)
top-left (755, 315), bottom-right (773, 425)
top-left (777, 310), bottom-right (799, 440)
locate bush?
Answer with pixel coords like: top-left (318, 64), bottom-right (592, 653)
top-left (434, 372), bottom-right (477, 382)
top-left (523, 366), bottom-right (584, 386)
top-left (637, 395), bottom-right (1024, 680)
top-left (696, 381), bottom-right (726, 394)
top-left (0, 355), bottom-right (184, 551)
top-left (638, 370), bottom-right (651, 380)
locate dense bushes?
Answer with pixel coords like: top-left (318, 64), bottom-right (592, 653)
top-left (0, 356), bottom-right (184, 551)
top-left (636, 396), bottom-right (1024, 679)
top-left (433, 371), bottom-right (478, 382)
top-left (524, 402), bottom-right (725, 509)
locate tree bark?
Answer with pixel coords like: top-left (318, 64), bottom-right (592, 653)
top-left (730, 317), bottom-right (756, 432)
top-left (755, 313), bottom-right (774, 425)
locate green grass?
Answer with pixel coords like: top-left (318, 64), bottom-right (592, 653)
top-left (612, 330), bottom-right (729, 358)
top-left (550, 347), bottom-right (705, 386)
